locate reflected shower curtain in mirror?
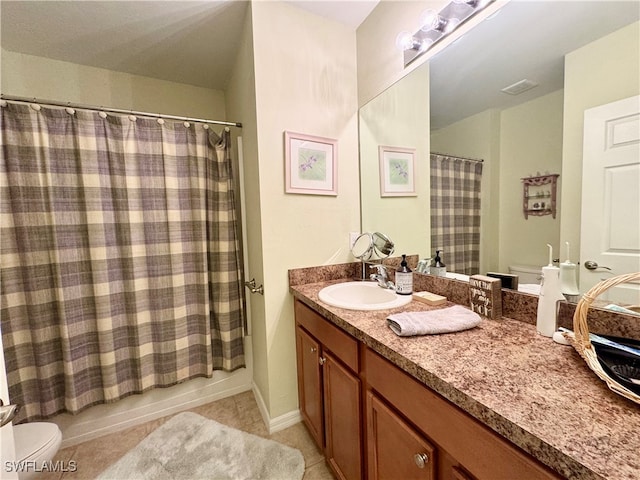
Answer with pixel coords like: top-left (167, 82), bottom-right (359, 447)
top-left (430, 153), bottom-right (483, 275)
top-left (1, 102), bottom-right (245, 422)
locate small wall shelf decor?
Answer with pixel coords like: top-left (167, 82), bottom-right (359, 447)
top-left (521, 173), bottom-right (559, 219)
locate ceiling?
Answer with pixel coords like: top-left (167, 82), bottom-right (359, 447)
top-left (429, 1), bottom-right (640, 129)
top-left (0, 1), bottom-right (379, 91)
top-left (2, 0), bottom-right (637, 116)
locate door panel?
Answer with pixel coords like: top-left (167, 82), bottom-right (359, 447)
top-left (295, 326), bottom-right (324, 449)
top-left (366, 391), bottom-right (436, 480)
top-left (581, 95), bottom-right (640, 303)
top-left (324, 351), bottom-right (362, 480)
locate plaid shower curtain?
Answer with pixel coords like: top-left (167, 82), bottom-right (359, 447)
top-left (0, 102), bottom-right (245, 422)
top-left (430, 153), bottom-right (483, 275)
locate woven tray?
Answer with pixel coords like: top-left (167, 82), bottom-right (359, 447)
top-left (567, 272), bottom-right (640, 404)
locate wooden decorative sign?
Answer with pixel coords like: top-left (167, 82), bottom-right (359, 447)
top-left (469, 275), bottom-right (502, 319)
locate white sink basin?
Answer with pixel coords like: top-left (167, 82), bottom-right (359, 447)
top-left (318, 281), bottom-right (412, 311)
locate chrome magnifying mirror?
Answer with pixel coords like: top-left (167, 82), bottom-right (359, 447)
top-left (351, 232), bottom-right (374, 260)
top-left (372, 232), bottom-right (395, 258)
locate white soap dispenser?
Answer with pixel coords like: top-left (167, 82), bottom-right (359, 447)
top-left (559, 241), bottom-right (580, 302)
top-left (536, 244), bottom-right (566, 337)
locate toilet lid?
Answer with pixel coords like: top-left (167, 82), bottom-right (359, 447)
top-left (13, 422), bottom-right (62, 461)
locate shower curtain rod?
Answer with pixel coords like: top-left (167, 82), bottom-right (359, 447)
top-left (432, 151), bottom-right (484, 163)
top-left (1, 94), bottom-right (242, 128)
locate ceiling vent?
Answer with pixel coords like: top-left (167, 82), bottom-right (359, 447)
top-left (501, 79), bottom-right (538, 95)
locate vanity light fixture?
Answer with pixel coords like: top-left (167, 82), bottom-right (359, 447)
top-left (398, 0), bottom-right (495, 67)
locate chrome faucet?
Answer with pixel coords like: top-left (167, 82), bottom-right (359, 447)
top-left (369, 264), bottom-right (395, 290)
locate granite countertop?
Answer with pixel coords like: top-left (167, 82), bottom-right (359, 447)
top-left (290, 279), bottom-right (640, 480)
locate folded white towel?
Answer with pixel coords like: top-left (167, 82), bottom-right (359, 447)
top-left (387, 305), bottom-right (482, 337)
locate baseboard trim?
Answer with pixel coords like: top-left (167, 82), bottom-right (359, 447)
top-left (251, 381), bottom-right (301, 434)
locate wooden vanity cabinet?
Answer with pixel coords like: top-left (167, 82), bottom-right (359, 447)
top-left (364, 348), bottom-right (562, 480)
top-left (294, 300), bottom-right (562, 480)
top-left (294, 300), bottom-right (363, 480)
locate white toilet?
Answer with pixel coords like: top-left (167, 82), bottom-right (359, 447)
top-left (509, 265), bottom-right (543, 294)
top-left (13, 422), bottom-right (62, 479)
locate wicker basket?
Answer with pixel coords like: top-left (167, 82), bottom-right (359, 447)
top-left (568, 272), bottom-right (640, 404)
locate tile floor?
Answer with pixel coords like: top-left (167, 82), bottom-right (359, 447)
top-left (39, 391), bottom-right (335, 480)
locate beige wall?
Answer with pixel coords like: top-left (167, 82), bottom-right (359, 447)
top-left (431, 90), bottom-right (563, 272)
top-left (251, 2), bottom-right (360, 418)
top-left (431, 108), bottom-right (502, 273)
top-left (499, 90), bottom-right (564, 271)
top-left (430, 90), bottom-right (564, 274)
top-left (356, 1), bottom-right (434, 106)
top-left (560, 21), bottom-right (640, 264)
top-left (1, 49), bottom-right (226, 119)
top-left (360, 64), bottom-right (431, 260)
top-left (225, 5), bottom-right (267, 403)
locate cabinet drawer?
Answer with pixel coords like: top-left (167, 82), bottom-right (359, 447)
top-left (295, 300), bottom-right (358, 371)
top-left (364, 348), bottom-right (562, 480)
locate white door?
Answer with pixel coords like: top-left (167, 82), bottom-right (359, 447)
top-left (580, 95), bottom-right (640, 304)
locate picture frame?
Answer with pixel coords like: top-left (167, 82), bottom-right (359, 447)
top-left (378, 145), bottom-right (417, 197)
top-left (284, 131), bottom-right (337, 195)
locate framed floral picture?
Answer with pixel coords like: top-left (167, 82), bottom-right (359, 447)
top-left (284, 131), bottom-right (337, 195)
top-left (378, 145), bottom-right (417, 197)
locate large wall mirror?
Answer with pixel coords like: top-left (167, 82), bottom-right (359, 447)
top-left (359, 0), bottom-right (640, 301)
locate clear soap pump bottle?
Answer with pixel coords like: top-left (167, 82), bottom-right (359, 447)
top-left (430, 250), bottom-right (446, 277)
top-left (395, 254), bottom-right (413, 295)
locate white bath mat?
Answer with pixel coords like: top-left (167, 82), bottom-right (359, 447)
top-left (97, 412), bottom-right (305, 480)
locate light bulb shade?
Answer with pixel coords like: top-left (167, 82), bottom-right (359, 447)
top-left (453, 0), bottom-right (479, 6)
top-left (443, 17), bottom-right (461, 34)
top-left (420, 38), bottom-right (434, 52)
top-left (419, 9), bottom-right (440, 31)
top-left (395, 31), bottom-right (416, 51)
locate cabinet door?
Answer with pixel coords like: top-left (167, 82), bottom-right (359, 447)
top-left (366, 391), bottom-right (436, 480)
top-left (451, 466), bottom-right (476, 480)
top-left (295, 325), bottom-right (324, 449)
top-left (323, 351), bottom-right (362, 480)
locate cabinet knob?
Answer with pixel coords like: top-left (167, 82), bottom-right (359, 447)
top-left (310, 347), bottom-right (317, 353)
top-left (319, 357), bottom-right (326, 366)
top-left (414, 453), bottom-right (429, 469)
